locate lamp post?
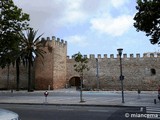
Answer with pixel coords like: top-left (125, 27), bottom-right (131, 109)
top-left (96, 58), bottom-right (100, 89)
top-left (117, 48), bottom-right (124, 103)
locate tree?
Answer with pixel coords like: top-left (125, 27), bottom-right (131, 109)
top-left (133, 0), bottom-right (160, 44)
top-left (0, 0), bottom-right (29, 67)
top-left (73, 52), bottom-right (89, 102)
top-left (0, 0), bottom-right (30, 90)
top-left (19, 28), bottom-right (46, 92)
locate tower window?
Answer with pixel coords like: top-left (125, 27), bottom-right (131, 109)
top-left (151, 68), bottom-right (156, 76)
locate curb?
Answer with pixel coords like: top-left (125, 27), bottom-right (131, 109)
top-left (0, 102), bottom-right (144, 108)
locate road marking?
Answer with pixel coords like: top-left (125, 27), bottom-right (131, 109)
top-left (58, 109), bottom-right (74, 111)
top-left (88, 109), bottom-right (109, 113)
top-left (146, 107), bottom-right (160, 114)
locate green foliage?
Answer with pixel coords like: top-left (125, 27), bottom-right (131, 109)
top-left (18, 28), bottom-right (45, 91)
top-left (133, 0), bottom-right (160, 44)
top-left (18, 28), bottom-right (46, 65)
top-left (0, 0), bottom-right (30, 68)
top-left (73, 52), bottom-right (89, 75)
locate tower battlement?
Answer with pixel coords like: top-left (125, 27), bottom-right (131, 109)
top-left (41, 36), bottom-right (67, 47)
top-left (67, 53), bottom-right (160, 59)
top-left (41, 36), bottom-right (67, 48)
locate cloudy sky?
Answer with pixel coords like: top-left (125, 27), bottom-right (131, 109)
top-left (13, 0), bottom-right (159, 57)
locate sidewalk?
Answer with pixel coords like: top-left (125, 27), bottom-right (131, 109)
top-left (0, 88), bottom-right (159, 107)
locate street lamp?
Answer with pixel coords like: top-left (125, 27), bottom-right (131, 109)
top-left (96, 58), bottom-right (100, 89)
top-left (117, 48), bottom-right (124, 103)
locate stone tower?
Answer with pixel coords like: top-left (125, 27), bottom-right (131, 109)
top-left (35, 36), bottom-right (67, 90)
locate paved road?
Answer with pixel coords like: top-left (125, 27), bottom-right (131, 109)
top-left (0, 89), bottom-right (160, 120)
top-left (0, 104), bottom-right (149, 120)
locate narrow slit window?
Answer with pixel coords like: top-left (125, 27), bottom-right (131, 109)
top-left (151, 68), bottom-right (156, 76)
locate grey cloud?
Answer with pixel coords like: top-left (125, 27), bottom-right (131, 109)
top-left (13, 0), bottom-right (67, 33)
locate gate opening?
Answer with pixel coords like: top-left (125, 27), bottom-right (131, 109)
top-left (69, 77), bottom-right (80, 87)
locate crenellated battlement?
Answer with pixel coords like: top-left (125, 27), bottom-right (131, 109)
top-left (1, 33), bottom-right (160, 91)
top-left (41, 36), bottom-right (67, 47)
top-left (67, 52), bottom-right (160, 59)
top-left (52, 36), bottom-right (67, 47)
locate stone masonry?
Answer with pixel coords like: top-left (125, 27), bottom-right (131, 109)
top-left (67, 53), bottom-right (160, 91)
top-left (35, 37), bottom-right (67, 90)
top-left (0, 36), bottom-right (159, 91)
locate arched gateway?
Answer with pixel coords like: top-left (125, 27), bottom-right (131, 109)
top-left (69, 77), bottom-right (80, 87)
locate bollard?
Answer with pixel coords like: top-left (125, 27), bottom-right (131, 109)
top-left (44, 91), bottom-right (49, 104)
top-left (11, 89), bottom-right (13, 93)
top-left (154, 99), bottom-right (157, 104)
top-left (65, 84), bottom-right (68, 89)
top-left (138, 89), bottom-right (141, 94)
top-left (48, 85), bottom-right (50, 90)
top-left (140, 107), bottom-right (143, 112)
top-left (137, 89), bottom-right (141, 99)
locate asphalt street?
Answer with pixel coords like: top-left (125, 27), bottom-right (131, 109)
top-left (0, 89), bottom-right (160, 119)
top-left (0, 104), bottom-right (143, 120)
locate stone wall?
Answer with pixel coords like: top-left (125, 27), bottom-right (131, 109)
top-left (0, 64), bottom-right (33, 90)
top-left (0, 35), bottom-right (160, 91)
top-left (35, 37), bottom-right (67, 90)
top-left (35, 40), bottom-right (53, 90)
top-left (52, 37), bottom-right (67, 89)
top-left (67, 53), bottom-right (160, 91)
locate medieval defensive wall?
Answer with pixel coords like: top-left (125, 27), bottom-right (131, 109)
top-left (67, 53), bottom-right (160, 91)
top-left (0, 36), bottom-right (159, 91)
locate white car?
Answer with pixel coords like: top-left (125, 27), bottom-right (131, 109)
top-left (0, 108), bottom-right (19, 120)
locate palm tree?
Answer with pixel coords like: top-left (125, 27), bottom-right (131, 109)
top-left (19, 28), bottom-right (46, 92)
